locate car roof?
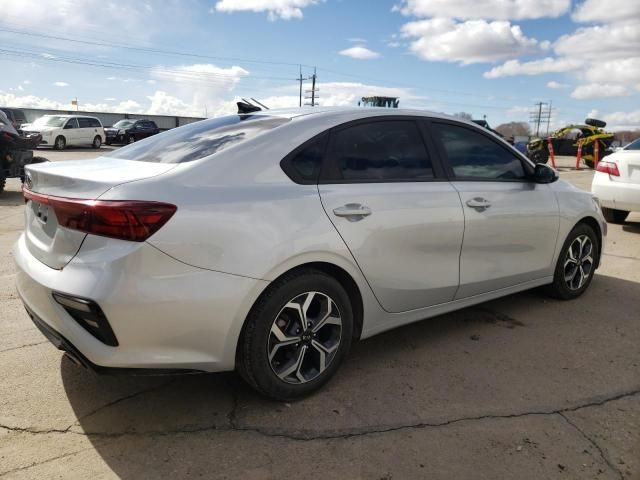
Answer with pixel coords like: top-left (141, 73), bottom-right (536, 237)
top-left (249, 106), bottom-right (460, 124)
top-left (42, 114), bottom-right (99, 119)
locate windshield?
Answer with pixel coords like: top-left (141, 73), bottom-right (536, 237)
top-left (624, 138), bottom-right (640, 150)
top-left (113, 120), bottom-right (135, 128)
top-left (32, 116), bottom-right (68, 128)
top-left (105, 115), bottom-right (290, 163)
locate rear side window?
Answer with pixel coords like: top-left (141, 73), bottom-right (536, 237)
top-left (106, 115), bottom-right (290, 163)
top-left (78, 118), bottom-right (91, 128)
top-left (432, 122), bottom-right (526, 180)
top-left (89, 118), bottom-right (101, 127)
top-left (326, 120), bottom-right (433, 182)
top-left (281, 135), bottom-right (327, 183)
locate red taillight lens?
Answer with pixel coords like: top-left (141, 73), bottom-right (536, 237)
top-left (22, 188), bottom-right (176, 242)
top-left (596, 161), bottom-right (620, 176)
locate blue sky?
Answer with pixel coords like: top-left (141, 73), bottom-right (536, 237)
top-left (1, 0), bottom-right (639, 130)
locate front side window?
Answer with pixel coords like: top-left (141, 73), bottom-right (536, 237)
top-left (106, 114), bottom-right (289, 163)
top-left (433, 122), bottom-right (526, 180)
top-left (65, 118), bottom-right (78, 129)
top-left (624, 138), bottom-right (640, 150)
top-left (327, 120), bottom-right (433, 182)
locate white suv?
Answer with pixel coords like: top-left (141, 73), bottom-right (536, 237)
top-left (23, 115), bottom-right (105, 150)
top-left (592, 138), bottom-right (640, 223)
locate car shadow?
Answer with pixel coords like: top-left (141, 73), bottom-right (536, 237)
top-left (622, 220), bottom-right (640, 234)
top-left (61, 273), bottom-right (640, 478)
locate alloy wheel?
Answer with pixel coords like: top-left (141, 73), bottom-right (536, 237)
top-left (563, 234), bottom-right (594, 290)
top-left (267, 291), bottom-right (342, 384)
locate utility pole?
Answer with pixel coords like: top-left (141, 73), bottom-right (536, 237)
top-left (298, 65), bottom-right (303, 107)
top-left (529, 101), bottom-right (552, 137)
top-left (304, 67), bottom-right (319, 107)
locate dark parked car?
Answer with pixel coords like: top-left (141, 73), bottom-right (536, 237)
top-left (0, 107), bottom-right (28, 131)
top-left (104, 119), bottom-right (159, 145)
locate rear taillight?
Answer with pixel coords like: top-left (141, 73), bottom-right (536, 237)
top-left (22, 188), bottom-right (176, 242)
top-left (596, 161), bottom-right (620, 176)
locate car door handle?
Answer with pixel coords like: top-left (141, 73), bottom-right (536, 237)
top-left (466, 197), bottom-right (492, 211)
top-left (333, 204), bottom-right (372, 221)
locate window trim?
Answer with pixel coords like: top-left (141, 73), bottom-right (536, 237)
top-left (427, 119), bottom-right (535, 183)
top-left (318, 116), bottom-right (447, 185)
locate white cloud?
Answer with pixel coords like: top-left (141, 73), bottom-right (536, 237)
top-left (104, 97), bottom-right (117, 101)
top-left (602, 110), bottom-right (640, 130)
top-left (554, 23), bottom-right (640, 61)
top-left (393, 0), bottom-right (570, 20)
top-left (338, 46), bottom-right (380, 60)
top-left (547, 80), bottom-right (569, 89)
top-left (583, 58), bottom-right (640, 89)
top-left (402, 19), bottom-right (539, 64)
top-left (52, 81), bottom-right (69, 87)
top-left (572, 0), bottom-right (640, 24)
top-left (22, 80), bottom-right (31, 85)
top-left (151, 63), bottom-right (249, 117)
top-left (214, 0), bottom-right (319, 20)
top-left (147, 91), bottom-right (203, 116)
top-left (483, 57), bottom-right (583, 78)
top-left (570, 83), bottom-right (630, 99)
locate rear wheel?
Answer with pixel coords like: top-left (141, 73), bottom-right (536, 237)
top-left (92, 136), bottom-right (102, 149)
top-left (237, 269), bottom-right (353, 400)
top-left (54, 136), bottom-right (66, 150)
top-left (545, 223), bottom-right (598, 300)
top-left (602, 207), bottom-right (629, 224)
top-left (0, 175), bottom-right (5, 194)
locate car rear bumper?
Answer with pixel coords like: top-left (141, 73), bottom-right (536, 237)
top-left (14, 233), bottom-right (268, 373)
top-left (592, 172), bottom-right (640, 212)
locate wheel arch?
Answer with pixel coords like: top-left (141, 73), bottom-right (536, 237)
top-left (575, 215), bottom-right (603, 268)
top-left (235, 261), bottom-right (365, 366)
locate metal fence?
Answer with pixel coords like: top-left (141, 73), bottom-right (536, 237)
top-left (18, 108), bottom-right (205, 130)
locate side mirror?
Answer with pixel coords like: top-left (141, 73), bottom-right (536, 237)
top-left (533, 163), bottom-right (559, 184)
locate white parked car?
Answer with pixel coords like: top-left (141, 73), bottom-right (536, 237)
top-left (22, 115), bottom-right (105, 150)
top-left (592, 138), bottom-right (640, 223)
top-left (15, 108), bottom-right (606, 400)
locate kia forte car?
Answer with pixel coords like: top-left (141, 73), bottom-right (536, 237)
top-left (15, 108), bottom-right (606, 400)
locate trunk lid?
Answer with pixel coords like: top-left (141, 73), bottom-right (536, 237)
top-left (612, 151), bottom-right (640, 184)
top-left (23, 158), bottom-right (176, 269)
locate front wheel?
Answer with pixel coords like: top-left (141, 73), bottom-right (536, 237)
top-left (92, 136), bottom-right (102, 149)
top-left (128, 134), bottom-right (135, 144)
top-left (54, 136), bottom-right (66, 150)
top-left (544, 223), bottom-right (599, 300)
top-left (237, 269), bottom-right (353, 400)
top-left (0, 176), bottom-right (5, 194)
top-left (602, 207), bottom-right (629, 224)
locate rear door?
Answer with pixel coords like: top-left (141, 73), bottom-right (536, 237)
top-left (318, 118), bottom-right (464, 313)
top-left (429, 120), bottom-right (559, 298)
top-left (77, 117), bottom-right (94, 144)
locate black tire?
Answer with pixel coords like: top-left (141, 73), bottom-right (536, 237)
top-left (54, 136), bottom-right (66, 150)
top-left (545, 223), bottom-right (599, 300)
top-left (92, 136), bottom-right (102, 149)
top-left (105, 140), bottom-right (112, 145)
top-left (128, 134), bottom-right (135, 144)
top-left (530, 149), bottom-right (549, 164)
top-left (602, 207), bottom-right (629, 224)
top-left (237, 269), bottom-right (353, 401)
top-left (0, 176), bottom-right (5, 194)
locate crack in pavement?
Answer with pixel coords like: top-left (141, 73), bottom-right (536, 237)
top-left (0, 340), bottom-right (49, 354)
top-left (0, 446), bottom-right (100, 478)
top-left (2, 386), bottom-right (639, 442)
top-left (558, 412), bottom-right (624, 480)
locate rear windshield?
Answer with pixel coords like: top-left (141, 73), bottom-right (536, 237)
top-left (624, 138), bottom-right (640, 150)
top-left (105, 114), bottom-right (290, 163)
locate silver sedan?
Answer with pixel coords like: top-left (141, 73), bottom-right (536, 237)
top-left (15, 108), bottom-right (606, 400)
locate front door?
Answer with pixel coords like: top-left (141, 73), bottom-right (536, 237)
top-left (62, 118), bottom-right (80, 145)
top-left (429, 121), bottom-right (560, 298)
top-left (318, 118), bottom-right (464, 313)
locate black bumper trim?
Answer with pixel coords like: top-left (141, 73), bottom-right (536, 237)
top-left (24, 306), bottom-right (204, 376)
